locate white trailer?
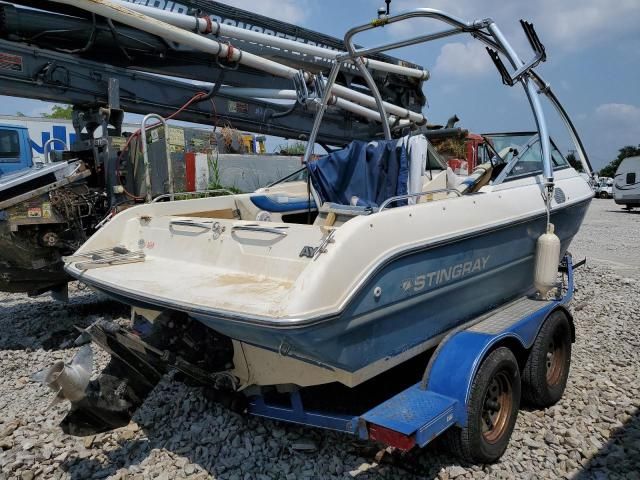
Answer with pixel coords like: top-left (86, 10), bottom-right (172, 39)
top-left (614, 156), bottom-right (640, 210)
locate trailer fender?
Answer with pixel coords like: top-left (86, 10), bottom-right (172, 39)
top-left (425, 304), bottom-right (570, 426)
top-left (425, 331), bottom-right (510, 425)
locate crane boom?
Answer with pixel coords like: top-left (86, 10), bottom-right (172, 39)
top-left (0, 39), bottom-right (376, 145)
top-left (1, 0), bottom-right (427, 135)
top-left (0, 0), bottom-right (431, 296)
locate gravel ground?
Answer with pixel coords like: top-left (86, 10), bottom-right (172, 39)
top-left (0, 198), bottom-right (638, 480)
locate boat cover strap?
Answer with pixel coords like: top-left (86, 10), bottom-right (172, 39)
top-left (307, 139), bottom-right (408, 208)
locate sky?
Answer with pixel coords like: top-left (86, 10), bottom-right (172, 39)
top-left (1, 0), bottom-right (638, 170)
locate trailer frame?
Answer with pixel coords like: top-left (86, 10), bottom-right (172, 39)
top-left (246, 255), bottom-right (577, 453)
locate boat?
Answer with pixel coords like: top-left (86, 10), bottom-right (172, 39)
top-left (52, 2), bottom-right (594, 432)
top-left (64, 131), bottom-right (592, 385)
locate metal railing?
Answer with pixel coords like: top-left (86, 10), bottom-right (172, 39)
top-left (300, 8), bottom-right (592, 190)
top-left (231, 224), bottom-right (289, 237)
top-left (43, 138), bottom-right (68, 164)
top-left (169, 219), bottom-right (215, 230)
top-left (378, 188), bottom-right (462, 212)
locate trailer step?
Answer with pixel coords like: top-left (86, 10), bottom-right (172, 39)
top-left (361, 385), bottom-right (457, 450)
top-left (467, 297), bottom-right (553, 334)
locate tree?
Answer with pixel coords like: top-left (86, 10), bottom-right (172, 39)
top-left (599, 145), bottom-right (640, 178)
top-left (566, 152), bottom-right (584, 172)
top-left (41, 105), bottom-right (73, 120)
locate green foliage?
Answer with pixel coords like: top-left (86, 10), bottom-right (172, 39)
top-left (41, 105), bottom-right (73, 120)
top-left (277, 141), bottom-right (307, 156)
top-left (599, 145), bottom-right (640, 178)
top-left (208, 151), bottom-right (221, 187)
top-left (207, 183), bottom-right (243, 195)
top-left (566, 153), bottom-right (584, 173)
top-left (205, 151), bottom-right (242, 194)
top-left (15, 111), bottom-right (26, 117)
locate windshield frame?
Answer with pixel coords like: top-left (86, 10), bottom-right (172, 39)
top-left (488, 133), bottom-right (571, 184)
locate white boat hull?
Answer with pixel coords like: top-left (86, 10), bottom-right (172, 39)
top-left (66, 168), bottom-right (592, 387)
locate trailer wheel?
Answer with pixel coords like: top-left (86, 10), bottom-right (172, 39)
top-left (599, 191), bottom-right (609, 199)
top-left (522, 310), bottom-right (571, 408)
top-left (445, 347), bottom-right (521, 463)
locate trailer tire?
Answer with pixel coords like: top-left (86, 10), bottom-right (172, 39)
top-left (599, 191), bottom-right (608, 199)
top-left (445, 347), bottom-right (521, 463)
top-left (522, 310), bottom-right (571, 408)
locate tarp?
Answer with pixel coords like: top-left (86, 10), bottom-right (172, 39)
top-left (307, 139), bottom-right (408, 208)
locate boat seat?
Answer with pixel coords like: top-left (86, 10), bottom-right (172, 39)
top-left (250, 194), bottom-right (315, 213)
top-left (412, 169), bottom-right (449, 203)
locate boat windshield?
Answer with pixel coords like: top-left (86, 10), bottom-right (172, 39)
top-left (481, 133), bottom-right (569, 181)
top-left (481, 132), bottom-right (538, 165)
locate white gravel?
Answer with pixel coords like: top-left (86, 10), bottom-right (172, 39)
top-left (0, 198), bottom-right (638, 480)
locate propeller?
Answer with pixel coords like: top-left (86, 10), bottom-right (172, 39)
top-left (32, 345), bottom-right (93, 406)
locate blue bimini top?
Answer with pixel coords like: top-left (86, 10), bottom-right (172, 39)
top-left (307, 139), bottom-right (408, 208)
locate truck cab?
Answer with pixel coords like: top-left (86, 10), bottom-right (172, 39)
top-left (0, 125), bottom-right (33, 176)
top-left (594, 176), bottom-right (613, 199)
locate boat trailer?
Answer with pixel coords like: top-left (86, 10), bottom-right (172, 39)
top-left (36, 255), bottom-right (581, 462)
top-left (245, 255), bottom-right (580, 452)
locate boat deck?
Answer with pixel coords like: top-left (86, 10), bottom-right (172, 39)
top-left (78, 257), bottom-right (295, 318)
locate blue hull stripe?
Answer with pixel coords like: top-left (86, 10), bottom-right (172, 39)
top-left (84, 199), bottom-right (590, 373)
top-left (196, 198), bottom-right (590, 372)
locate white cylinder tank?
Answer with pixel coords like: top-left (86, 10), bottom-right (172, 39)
top-left (534, 223), bottom-right (561, 296)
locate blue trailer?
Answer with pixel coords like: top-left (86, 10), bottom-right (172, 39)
top-left (245, 255), bottom-right (580, 463)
